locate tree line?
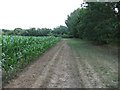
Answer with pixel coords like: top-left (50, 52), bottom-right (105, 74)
top-left (2, 25), bottom-right (70, 38)
top-left (65, 2), bottom-right (120, 44)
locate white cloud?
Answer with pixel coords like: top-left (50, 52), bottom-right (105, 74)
top-left (0, 0), bottom-right (83, 30)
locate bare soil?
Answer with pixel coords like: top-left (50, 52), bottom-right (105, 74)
top-left (3, 39), bottom-right (106, 88)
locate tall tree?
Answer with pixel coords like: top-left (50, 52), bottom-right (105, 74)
top-left (65, 2), bottom-right (119, 44)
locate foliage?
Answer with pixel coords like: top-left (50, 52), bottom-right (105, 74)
top-left (52, 25), bottom-right (68, 35)
top-left (2, 36), bottom-right (61, 82)
top-left (21, 28), bottom-right (51, 36)
top-left (2, 28), bottom-right (52, 36)
top-left (2, 26), bottom-right (69, 37)
top-left (52, 25), bottom-right (73, 38)
top-left (65, 2), bottom-right (120, 44)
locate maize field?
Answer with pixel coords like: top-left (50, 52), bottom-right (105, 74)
top-left (2, 36), bottom-right (61, 82)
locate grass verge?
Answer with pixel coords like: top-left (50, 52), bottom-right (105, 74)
top-left (66, 38), bottom-right (118, 88)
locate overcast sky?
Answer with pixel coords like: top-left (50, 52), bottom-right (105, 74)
top-left (0, 0), bottom-right (83, 30)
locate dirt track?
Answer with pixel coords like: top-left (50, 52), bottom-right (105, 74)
top-left (3, 39), bottom-right (105, 88)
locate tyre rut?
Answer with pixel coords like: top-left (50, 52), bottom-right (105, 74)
top-left (31, 41), bottom-right (65, 88)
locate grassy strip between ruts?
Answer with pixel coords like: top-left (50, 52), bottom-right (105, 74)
top-left (66, 38), bottom-right (118, 88)
top-left (2, 36), bottom-right (61, 84)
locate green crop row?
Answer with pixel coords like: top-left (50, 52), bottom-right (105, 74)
top-left (2, 36), bottom-right (61, 82)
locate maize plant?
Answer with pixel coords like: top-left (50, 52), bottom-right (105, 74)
top-left (2, 35), bottom-right (61, 82)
